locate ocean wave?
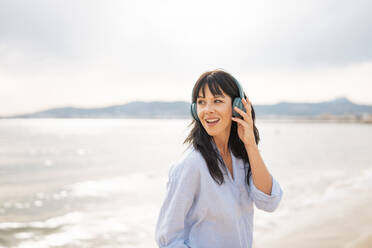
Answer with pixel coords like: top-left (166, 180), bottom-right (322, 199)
top-left (66, 172), bottom-right (164, 198)
top-left (0, 210), bottom-right (134, 248)
top-left (0, 212), bottom-right (82, 230)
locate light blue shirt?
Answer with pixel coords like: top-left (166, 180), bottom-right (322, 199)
top-left (155, 144), bottom-right (283, 248)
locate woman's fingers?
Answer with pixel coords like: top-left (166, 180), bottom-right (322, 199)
top-left (234, 106), bottom-right (250, 120)
top-left (231, 116), bottom-right (246, 126)
top-left (242, 97), bottom-right (252, 121)
top-left (242, 97), bottom-right (252, 115)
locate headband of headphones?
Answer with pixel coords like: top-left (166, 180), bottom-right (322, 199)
top-left (232, 77), bottom-right (245, 100)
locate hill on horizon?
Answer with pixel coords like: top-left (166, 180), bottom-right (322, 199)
top-left (2, 97), bottom-right (372, 119)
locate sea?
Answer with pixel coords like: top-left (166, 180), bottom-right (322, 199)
top-left (0, 118), bottom-right (371, 248)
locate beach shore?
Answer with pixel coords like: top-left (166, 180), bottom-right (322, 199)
top-left (254, 186), bottom-right (372, 248)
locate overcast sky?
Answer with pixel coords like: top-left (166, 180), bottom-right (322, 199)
top-left (1, 0), bottom-right (371, 116)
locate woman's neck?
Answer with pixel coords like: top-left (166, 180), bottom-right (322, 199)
top-left (213, 136), bottom-right (229, 156)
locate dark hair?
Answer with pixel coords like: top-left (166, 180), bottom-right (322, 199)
top-left (183, 69), bottom-right (260, 186)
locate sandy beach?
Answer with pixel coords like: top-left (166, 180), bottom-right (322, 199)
top-left (1, 119), bottom-right (371, 248)
top-left (254, 186), bottom-right (372, 248)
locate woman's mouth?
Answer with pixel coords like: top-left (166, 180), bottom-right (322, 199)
top-left (205, 118), bottom-right (220, 127)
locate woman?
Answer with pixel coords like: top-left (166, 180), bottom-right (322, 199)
top-left (155, 69), bottom-right (283, 248)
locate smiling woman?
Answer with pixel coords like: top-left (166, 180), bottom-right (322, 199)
top-left (154, 69), bottom-right (283, 248)
top-left (196, 86), bottom-right (232, 139)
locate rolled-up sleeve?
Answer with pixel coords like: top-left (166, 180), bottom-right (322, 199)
top-left (155, 163), bottom-right (200, 248)
top-left (249, 173), bottom-right (283, 212)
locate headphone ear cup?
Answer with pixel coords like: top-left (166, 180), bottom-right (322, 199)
top-left (232, 97), bottom-right (246, 117)
top-left (190, 103), bottom-right (199, 121)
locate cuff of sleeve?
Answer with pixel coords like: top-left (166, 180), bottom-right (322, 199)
top-left (250, 174), bottom-right (282, 201)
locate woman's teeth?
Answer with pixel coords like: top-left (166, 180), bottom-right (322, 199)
top-left (206, 119), bottom-right (219, 123)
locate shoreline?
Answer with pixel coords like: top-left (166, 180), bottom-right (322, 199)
top-left (254, 186), bottom-right (372, 248)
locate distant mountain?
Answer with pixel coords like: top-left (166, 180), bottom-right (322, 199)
top-left (254, 97), bottom-right (372, 117)
top-left (1, 101), bottom-right (190, 119)
top-left (1, 97), bottom-right (372, 119)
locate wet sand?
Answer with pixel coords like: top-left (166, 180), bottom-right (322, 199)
top-left (254, 187), bottom-right (372, 248)
top-left (348, 232), bottom-right (372, 248)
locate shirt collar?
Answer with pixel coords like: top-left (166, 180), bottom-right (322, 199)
top-left (210, 139), bottom-right (246, 170)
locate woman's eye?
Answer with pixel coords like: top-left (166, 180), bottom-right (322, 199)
top-left (197, 100), bottom-right (222, 104)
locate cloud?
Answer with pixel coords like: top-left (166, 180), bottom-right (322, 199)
top-left (255, 0), bottom-right (372, 67)
top-left (0, 0), bottom-right (371, 115)
top-left (1, 0), bottom-right (371, 71)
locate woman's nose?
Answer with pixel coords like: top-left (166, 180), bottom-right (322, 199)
top-left (204, 103), bottom-right (215, 113)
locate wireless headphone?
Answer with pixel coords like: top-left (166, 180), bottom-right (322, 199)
top-left (190, 77), bottom-right (247, 121)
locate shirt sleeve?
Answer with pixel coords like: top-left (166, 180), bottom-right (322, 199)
top-left (249, 173), bottom-right (283, 212)
top-left (155, 163), bottom-right (200, 248)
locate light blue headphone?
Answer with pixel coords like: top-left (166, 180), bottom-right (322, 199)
top-left (190, 77), bottom-right (246, 121)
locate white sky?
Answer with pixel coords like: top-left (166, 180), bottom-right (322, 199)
top-left (1, 0), bottom-right (371, 116)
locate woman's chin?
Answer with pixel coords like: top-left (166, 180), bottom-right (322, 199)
top-left (205, 129), bottom-right (219, 137)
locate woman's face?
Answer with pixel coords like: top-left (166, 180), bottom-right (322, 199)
top-left (197, 84), bottom-right (232, 138)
